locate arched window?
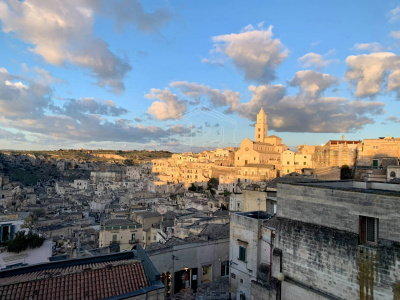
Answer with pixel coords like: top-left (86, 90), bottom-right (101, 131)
top-left (390, 171), bottom-right (396, 177)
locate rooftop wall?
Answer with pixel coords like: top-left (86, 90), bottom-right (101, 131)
top-left (277, 182), bottom-right (400, 242)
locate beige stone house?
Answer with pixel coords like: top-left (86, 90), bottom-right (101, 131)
top-left (99, 219), bottom-right (142, 251)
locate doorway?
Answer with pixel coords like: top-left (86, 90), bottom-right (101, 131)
top-left (201, 264), bottom-right (212, 284)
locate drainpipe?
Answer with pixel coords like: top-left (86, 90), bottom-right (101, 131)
top-left (273, 248), bottom-right (283, 300)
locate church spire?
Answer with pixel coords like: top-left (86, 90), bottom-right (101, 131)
top-left (255, 106), bottom-right (268, 142)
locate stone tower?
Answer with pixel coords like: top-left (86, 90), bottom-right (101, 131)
top-left (255, 106), bottom-right (268, 142)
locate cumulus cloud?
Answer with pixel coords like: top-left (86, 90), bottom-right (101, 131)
top-left (237, 84), bottom-right (286, 120)
top-left (384, 116), bottom-right (400, 123)
top-left (207, 24), bottom-right (288, 82)
top-left (145, 88), bottom-right (187, 120)
top-left (288, 70), bottom-right (337, 97)
top-left (298, 52), bottom-right (338, 69)
top-left (388, 6), bottom-right (400, 23)
top-left (170, 81), bottom-right (240, 113)
top-left (56, 98), bottom-right (129, 118)
top-left (351, 42), bottom-right (385, 53)
top-left (22, 63), bottom-right (64, 85)
top-left (0, 0), bottom-right (170, 94)
top-left (5, 80), bottom-right (28, 90)
top-left (103, 0), bottom-right (172, 33)
top-left (389, 31), bottom-right (400, 39)
top-left (345, 52), bottom-right (400, 98)
top-left (0, 128), bottom-right (26, 141)
top-left (0, 67), bottom-right (189, 144)
top-left (237, 83), bottom-right (385, 133)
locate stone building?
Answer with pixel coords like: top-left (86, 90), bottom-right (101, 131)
top-left (311, 138), bottom-right (360, 168)
top-left (358, 136), bottom-right (400, 168)
top-left (235, 107), bottom-right (287, 177)
top-left (229, 211), bottom-right (274, 300)
top-left (0, 216), bottom-right (53, 270)
top-left (146, 223), bottom-right (230, 297)
top-left (281, 150), bottom-right (313, 174)
top-left (99, 219), bottom-right (142, 251)
top-left (258, 180), bottom-right (400, 300)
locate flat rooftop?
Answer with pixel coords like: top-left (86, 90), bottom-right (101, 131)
top-left (235, 211), bottom-right (272, 220)
top-left (281, 180), bottom-right (400, 196)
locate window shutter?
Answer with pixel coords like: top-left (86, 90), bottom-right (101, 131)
top-left (10, 225), bottom-right (15, 240)
top-left (359, 216), bottom-right (366, 244)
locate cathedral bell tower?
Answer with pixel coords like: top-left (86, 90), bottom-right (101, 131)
top-left (255, 106), bottom-right (268, 142)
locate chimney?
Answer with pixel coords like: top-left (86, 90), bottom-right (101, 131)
top-left (342, 135), bottom-right (345, 141)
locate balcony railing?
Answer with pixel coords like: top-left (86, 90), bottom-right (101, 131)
top-left (257, 263), bottom-right (270, 284)
top-left (109, 241), bottom-right (120, 245)
top-left (129, 239), bottom-right (139, 244)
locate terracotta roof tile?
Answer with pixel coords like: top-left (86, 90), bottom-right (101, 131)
top-left (0, 260), bottom-right (148, 300)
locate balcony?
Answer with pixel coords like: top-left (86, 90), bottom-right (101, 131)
top-left (129, 239), bottom-right (139, 244)
top-left (257, 263), bottom-right (270, 284)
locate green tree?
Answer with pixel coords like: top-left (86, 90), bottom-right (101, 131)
top-left (22, 214), bottom-right (38, 233)
top-left (188, 183), bottom-right (197, 192)
top-left (7, 231), bottom-right (45, 253)
top-left (207, 178), bottom-right (219, 190)
top-left (341, 165), bottom-right (352, 180)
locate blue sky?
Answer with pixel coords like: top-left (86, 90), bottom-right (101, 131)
top-left (0, 0), bottom-right (400, 152)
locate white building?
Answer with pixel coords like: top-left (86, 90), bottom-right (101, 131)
top-left (72, 179), bottom-right (90, 190)
top-left (0, 217), bottom-right (52, 270)
top-left (229, 211), bottom-right (274, 300)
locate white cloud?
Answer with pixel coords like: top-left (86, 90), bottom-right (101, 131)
top-left (389, 31), bottom-right (400, 39)
top-left (238, 84), bottom-right (385, 133)
top-left (345, 52), bottom-right (400, 98)
top-left (170, 81), bottom-right (240, 113)
top-left (288, 70), bottom-right (337, 97)
top-left (103, 0), bottom-right (172, 33)
top-left (351, 42), bottom-right (385, 53)
top-left (0, 68), bottom-right (187, 144)
top-left (5, 80), bottom-right (28, 90)
top-left (385, 116), bottom-right (400, 123)
top-left (207, 24), bottom-right (288, 82)
top-left (388, 6), bottom-right (400, 23)
top-left (237, 84), bottom-right (286, 120)
top-left (298, 52), bottom-right (337, 69)
top-left (145, 88), bottom-right (187, 120)
top-left (0, 0), bottom-right (172, 93)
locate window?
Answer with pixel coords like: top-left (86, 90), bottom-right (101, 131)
top-left (153, 235), bottom-right (156, 240)
top-left (221, 260), bottom-right (229, 276)
top-left (258, 134), bottom-right (260, 138)
top-left (258, 128), bottom-right (260, 132)
top-left (303, 162), bottom-right (306, 165)
top-left (359, 216), bottom-right (378, 245)
top-left (390, 171), bottom-right (396, 177)
top-left (239, 246), bottom-right (246, 261)
top-left (287, 161), bottom-right (289, 165)
top-left (0, 224), bottom-right (12, 242)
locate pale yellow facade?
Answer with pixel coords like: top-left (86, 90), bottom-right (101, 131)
top-left (234, 108), bottom-right (287, 176)
top-left (358, 137), bottom-right (400, 167)
top-left (99, 220), bottom-right (143, 251)
top-left (281, 150), bottom-right (313, 174)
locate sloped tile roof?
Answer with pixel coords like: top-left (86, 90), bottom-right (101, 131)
top-left (0, 259), bottom-right (148, 300)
